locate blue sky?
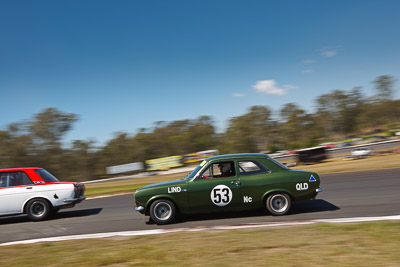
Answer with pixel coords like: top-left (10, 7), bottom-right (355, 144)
top-left (1, 0), bottom-right (399, 145)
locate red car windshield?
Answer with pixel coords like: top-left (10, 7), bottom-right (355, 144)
top-left (34, 169), bottom-right (60, 182)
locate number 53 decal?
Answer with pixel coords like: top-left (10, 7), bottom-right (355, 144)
top-left (211, 185), bottom-right (232, 206)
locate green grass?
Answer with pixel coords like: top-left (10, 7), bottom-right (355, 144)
top-left (1, 221), bottom-right (399, 266)
top-left (85, 183), bottom-right (147, 197)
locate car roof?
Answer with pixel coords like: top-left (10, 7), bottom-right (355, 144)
top-left (0, 167), bottom-right (42, 172)
top-left (206, 153), bottom-right (270, 161)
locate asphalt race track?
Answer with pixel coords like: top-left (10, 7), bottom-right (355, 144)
top-left (1, 168), bottom-right (399, 244)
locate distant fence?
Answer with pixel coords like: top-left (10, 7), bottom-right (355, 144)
top-left (104, 149), bottom-right (219, 176)
top-left (275, 139), bottom-right (400, 163)
top-left (106, 162), bottom-right (144, 175)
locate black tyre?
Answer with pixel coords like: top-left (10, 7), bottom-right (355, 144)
top-left (26, 198), bottom-right (51, 221)
top-left (266, 193), bottom-right (291, 216)
top-left (149, 199), bottom-right (176, 225)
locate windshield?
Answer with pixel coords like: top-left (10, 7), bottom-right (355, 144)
top-left (35, 169), bottom-right (60, 182)
top-left (268, 157), bottom-right (289, 170)
top-left (185, 160), bottom-right (208, 180)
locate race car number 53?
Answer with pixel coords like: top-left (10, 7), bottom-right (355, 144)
top-left (211, 185), bottom-right (232, 206)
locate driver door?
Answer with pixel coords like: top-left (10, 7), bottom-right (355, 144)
top-left (0, 171), bottom-right (36, 215)
top-left (187, 160), bottom-right (243, 213)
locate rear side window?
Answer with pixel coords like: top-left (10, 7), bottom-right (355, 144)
top-left (34, 169), bottom-right (59, 182)
top-left (0, 171), bottom-right (34, 187)
top-left (238, 161), bottom-right (269, 176)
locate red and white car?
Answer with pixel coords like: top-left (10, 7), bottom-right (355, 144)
top-left (0, 167), bottom-right (85, 221)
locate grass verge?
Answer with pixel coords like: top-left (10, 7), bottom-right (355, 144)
top-left (1, 221), bottom-right (399, 266)
top-left (292, 152), bottom-right (400, 174)
top-left (85, 153), bottom-right (400, 198)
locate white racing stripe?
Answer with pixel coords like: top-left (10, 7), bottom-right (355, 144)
top-left (1, 215), bottom-right (399, 246)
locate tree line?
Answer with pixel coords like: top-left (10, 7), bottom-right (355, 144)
top-left (0, 75), bottom-right (399, 181)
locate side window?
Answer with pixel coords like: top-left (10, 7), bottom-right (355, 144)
top-left (0, 173), bottom-right (8, 188)
top-left (0, 171), bottom-right (33, 187)
top-left (238, 161), bottom-right (269, 176)
top-left (199, 161), bottom-right (235, 179)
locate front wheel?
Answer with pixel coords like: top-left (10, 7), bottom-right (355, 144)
top-left (266, 193), bottom-right (291, 216)
top-left (26, 199), bottom-right (51, 221)
top-left (149, 199), bottom-right (176, 225)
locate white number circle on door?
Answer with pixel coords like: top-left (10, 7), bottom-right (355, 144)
top-left (211, 185), bottom-right (232, 206)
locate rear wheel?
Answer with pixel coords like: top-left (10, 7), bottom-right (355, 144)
top-left (26, 199), bottom-right (51, 221)
top-left (266, 193), bottom-right (291, 216)
top-left (149, 199), bottom-right (176, 225)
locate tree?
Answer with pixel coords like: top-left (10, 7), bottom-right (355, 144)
top-left (28, 108), bottom-right (78, 150)
top-left (371, 75), bottom-right (398, 128)
top-left (186, 116), bottom-right (217, 152)
top-left (315, 89), bottom-right (364, 139)
top-left (373, 75), bottom-right (395, 101)
top-left (66, 139), bottom-right (98, 180)
top-left (279, 103), bottom-right (316, 149)
top-left (0, 129), bottom-right (33, 168)
top-left (224, 106), bottom-right (272, 153)
top-left (102, 132), bottom-right (133, 165)
top-left (24, 108), bottom-right (78, 175)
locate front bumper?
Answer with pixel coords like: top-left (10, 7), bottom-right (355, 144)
top-left (135, 206), bottom-right (144, 212)
top-left (133, 192), bottom-right (145, 214)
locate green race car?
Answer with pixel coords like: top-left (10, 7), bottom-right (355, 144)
top-left (134, 153), bottom-right (322, 224)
